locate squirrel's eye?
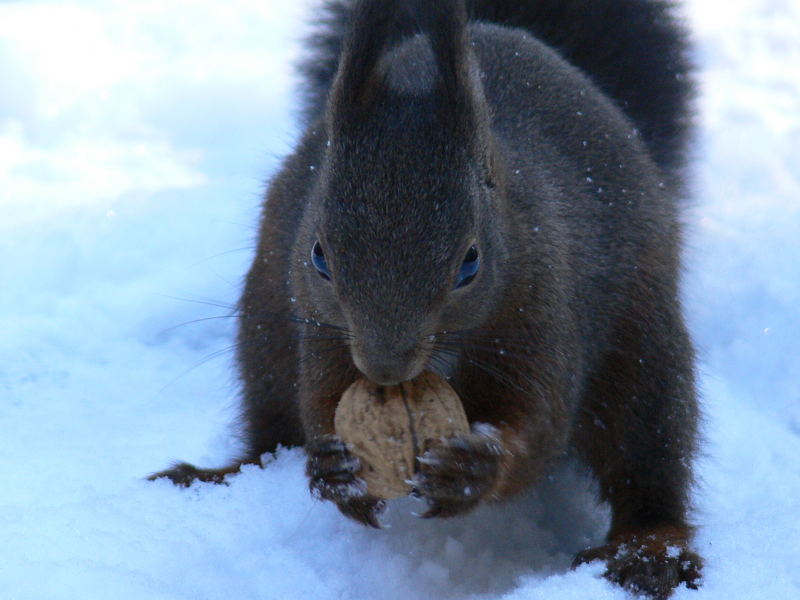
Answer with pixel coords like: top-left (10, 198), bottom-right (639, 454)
top-left (455, 245), bottom-right (479, 289)
top-left (311, 240), bottom-right (331, 281)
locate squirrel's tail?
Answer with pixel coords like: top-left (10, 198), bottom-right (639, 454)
top-left (299, 0), bottom-right (694, 177)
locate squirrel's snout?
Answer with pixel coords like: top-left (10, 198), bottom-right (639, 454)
top-left (351, 340), bottom-right (425, 386)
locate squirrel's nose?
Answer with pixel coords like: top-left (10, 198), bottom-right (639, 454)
top-left (351, 341), bottom-right (422, 386)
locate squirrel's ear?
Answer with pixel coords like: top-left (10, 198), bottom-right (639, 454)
top-left (426, 0), bottom-right (497, 182)
top-left (328, 0), bottom-right (399, 133)
top-left (425, 0), bottom-right (472, 112)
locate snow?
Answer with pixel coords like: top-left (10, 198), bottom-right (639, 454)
top-left (1, 1), bottom-right (798, 598)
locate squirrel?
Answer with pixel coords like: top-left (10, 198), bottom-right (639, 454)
top-left (151, 0), bottom-right (703, 597)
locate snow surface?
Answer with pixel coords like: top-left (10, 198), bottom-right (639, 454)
top-left (1, 1), bottom-right (798, 598)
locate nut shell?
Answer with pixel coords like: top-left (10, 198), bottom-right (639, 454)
top-left (334, 371), bottom-right (469, 499)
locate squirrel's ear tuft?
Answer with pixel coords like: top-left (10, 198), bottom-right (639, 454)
top-left (327, 0), bottom-right (400, 134)
top-left (426, 0), bottom-right (497, 184)
top-left (424, 0), bottom-right (471, 112)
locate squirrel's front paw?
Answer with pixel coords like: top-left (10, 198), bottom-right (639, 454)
top-left (413, 426), bottom-right (504, 518)
top-left (305, 434), bottom-right (385, 528)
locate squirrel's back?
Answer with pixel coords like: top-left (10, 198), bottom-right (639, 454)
top-left (300, 0), bottom-right (694, 178)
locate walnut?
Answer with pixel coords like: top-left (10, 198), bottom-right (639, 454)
top-left (334, 371), bottom-right (469, 499)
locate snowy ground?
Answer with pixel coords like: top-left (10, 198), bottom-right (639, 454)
top-left (1, 1), bottom-right (798, 598)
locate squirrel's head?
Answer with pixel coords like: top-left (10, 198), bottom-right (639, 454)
top-left (295, 0), bottom-right (507, 385)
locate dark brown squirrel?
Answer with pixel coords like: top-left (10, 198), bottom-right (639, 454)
top-left (150, 0), bottom-right (703, 597)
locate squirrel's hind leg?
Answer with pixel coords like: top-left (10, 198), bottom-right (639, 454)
top-left (572, 301), bottom-right (703, 598)
top-left (147, 461), bottom-right (257, 486)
